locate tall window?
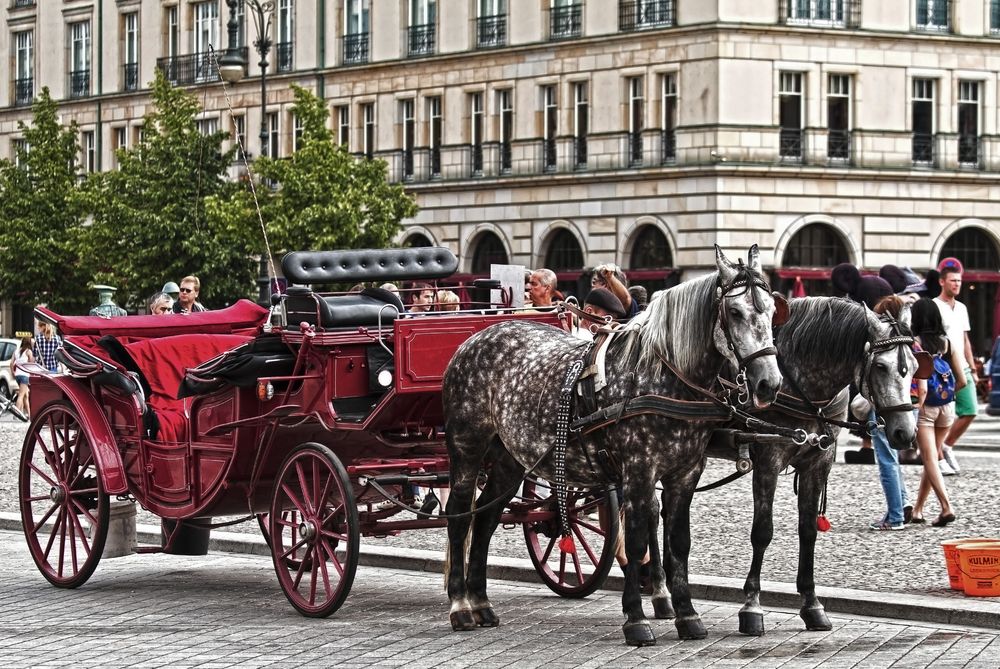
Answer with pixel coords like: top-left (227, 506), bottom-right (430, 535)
top-left (827, 74), bottom-right (850, 161)
top-left (573, 82), bottom-right (588, 169)
top-left (197, 117), bottom-right (219, 136)
top-left (958, 80), bottom-right (980, 167)
top-left (232, 114), bottom-right (247, 161)
top-left (551, 0), bottom-right (583, 39)
top-left (69, 21), bottom-right (91, 98)
top-left (498, 89), bottom-right (513, 173)
top-left (992, 0), bottom-right (1000, 34)
top-left (620, 0), bottom-right (676, 31)
top-left (627, 76), bottom-right (644, 165)
top-left (915, 0), bottom-right (949, 31)
top-left (362, 102), bottom-right (376, 159)
top-left (167, 6), bottom-right (179, 59)
top-left (344, 0), bottom-right (370, 64)
top-left (276, 0), bottom-right (294, 72)
top-left (194, 1), bottom-right (219, 81)
top-left (912, 78), bottom-right (935, 164)
top-left (408, 0), bottom-right (437, 57)
top-left (292, 113), bottom-right (304, 151)
top-left (113, 126), bottom-right (128, 168)
top-left (470, 92), bottom-right (484, 175)
top-left (14, 31), bottom-right (33, 106)
top-left (12, 139), bottom-right (28, 169)
top-left (660, 73), bottom-right (677, 163)
top-left (81, 130), bottom-right (96, 173)
top-left (477, 0), bottom-right (507, 49)
top-left (785, 0), bottom-right (846, 25)
top-left (401, 99), bottom-right (415, 179)
top-left (428, 96), bottom-right (443, 177)
top-left (123, 12), bottom-right (139, 91)
top-left (542, 85), bottom-right (557, 172)
top-left (266, 112), bottom-right (280, 158)
top-left (779, 72), bottom-right (804, 160)
top-left (336, 106), bottom-right (350, 146)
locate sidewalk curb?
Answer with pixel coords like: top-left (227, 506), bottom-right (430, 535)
top-left (4, 512), bottom-right (998, 630)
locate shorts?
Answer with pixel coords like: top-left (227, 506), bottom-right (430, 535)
top-left (953, 368), bottom-right (977, 417)
top-left (14, 375), bottom-right (29, 387)
top-left (918, 403), bottom-right (955, 429)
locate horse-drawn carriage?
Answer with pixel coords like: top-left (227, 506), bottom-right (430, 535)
top-left (18, 247), bottom-right (617, 618)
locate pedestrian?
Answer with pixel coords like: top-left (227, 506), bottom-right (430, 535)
top-left (11, 335), bottom-right (34, 419)
top-left (172, 276), bottom-right (207, 314)
top-left (934, 257), bottom-right (977, 475)
top-left (909, 297), bottom-right (960, 527)
top-left (33, 321), bottom-right (62, 374)
top-left (147, 292), bottom-right (174, 315)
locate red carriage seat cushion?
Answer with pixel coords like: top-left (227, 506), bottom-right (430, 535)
top-left (125, 334), bottom-right (251, 442)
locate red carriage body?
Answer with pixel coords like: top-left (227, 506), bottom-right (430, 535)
top-left (18, 248), bottom-right (618, 615)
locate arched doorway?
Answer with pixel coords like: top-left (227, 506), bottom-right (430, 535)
top-left (470, 231), bottom-right (509, 273)
top-left (939, 227), bottom-right (1000, 355)
top-left (544, 228), bottom-right (585, 298)
top-left (776, 222), bottom-right (850, 297)
top-left (404, 232), bottom-right (432, 247)
top-left (628, 224), bottom-right (676, 294)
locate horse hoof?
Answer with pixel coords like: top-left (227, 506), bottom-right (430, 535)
top-left (652, 596), bottom-right (675, 620)
top-left (738, 611), bottom-right (765, 636)
top-left (800, 606), bottom-right (832, 631)
top-left (473, 608), bottom-right (500, 628)
top-left (622, 621), bottom-right (656, 647)
top-left (450, 610), bottom-right (478, 631)
top-left (675, 616), bottom-right (708, 640)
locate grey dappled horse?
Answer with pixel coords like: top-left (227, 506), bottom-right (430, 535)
top-left (666, 296), bottom-right (926, 636)
top-left (442, 246), bottom-right (783, 646)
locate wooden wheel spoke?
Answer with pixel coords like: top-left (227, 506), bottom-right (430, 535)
top-left (66, 506), bottom-right (93, 555)
top-left (68, 453), bottom-right (95, 489)
top-left (572, 523), bottom-right (600, 566)
top-left (57, 507), bottom-right (68, 577)
top-left (315, 539), bottom-right (335, 598)
top-left (291, 547), bottom-right (310, 590)
top-left (280, 482), bottom-right (306, 515)
top-left (540, 534), bottom-right (556, 564)
top-left (308, 546), bottom-right (320, 605)
top-left (280, 536), bottom-right (309, 562)
top-left (68, 495), bottom-right (99, 528)
top-left (315, 474), bottom-right (333, 511)
top-left (31, 502), bottom-right (59, 534)
top-left (295, 462), bottom-right (313, 511)
top-left (28, 461), bottom-right (58, 489)
top-left (42, 506), bottom-right (65, 563)
top-left (67, 510), bottom-right (79, 574)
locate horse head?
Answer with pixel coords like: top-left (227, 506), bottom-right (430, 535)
top-left (713, 245), bottom-right (783, 407)
top-left (859, 306), bottom-right (922, 449)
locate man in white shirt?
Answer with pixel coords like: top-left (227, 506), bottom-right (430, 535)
top-left (934, 257), bottom-right (979, 474)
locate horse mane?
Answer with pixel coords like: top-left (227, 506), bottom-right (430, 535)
top-left (777, 297), bottom-right (871, 368)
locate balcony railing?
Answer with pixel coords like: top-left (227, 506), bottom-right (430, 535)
top-left (779, 128), bottom-right (804, 160)
top-left (660, 129), bottom-right (676, 164)
top-left (123, 63), bottom-right (139, 91)
top-left (619, 0), bottom-right (675, 31)
top-left (958, 134), bottom-right (981, 168)
top-left (408, 23), bottom-right (436, 57)
top-left (477, 14), bottom-right (506, 49)
top-left (12, 0), bottom-right (35, 8)
top-left (13, 77), bottom-right (33, 106)
top-left (914, 0), bottom-right (951, 32)
top-left (69, 69), bottom-right (90, 98)
top-left (471, 143), bottom-right (484, 175)
top-left (627, 131), bottom-right (643, 165)
top-left (343, 33), bottom-right (369, 65)
top-left (551, 3), bottom-right (583, 39)
top-left (827, 128), bottom-right (851, 161)
top-left (912, 132), bottom-right (935, 165)
top-left (543, 137), bottom-right (557, 172)
top-left (275, 41), bottom-right (293, 72)
top-left (499, 141), bottom-right (512, 173)
top-left (156, 48), bottom-right (247, 85)
top-left (779, 0), bottom-right (860, 27)
top-left (574, 135), bottom-right (588, 169)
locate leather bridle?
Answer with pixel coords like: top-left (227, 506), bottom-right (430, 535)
top-left (858, 316), bottom-right (917, 416)
top-left (715, 266), bottom-right (778, 373)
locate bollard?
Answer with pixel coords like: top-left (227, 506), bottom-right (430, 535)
top-left (102, 500), bottom-right (137, 558)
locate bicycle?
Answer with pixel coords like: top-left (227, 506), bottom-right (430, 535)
top-left (0, 390), bottom-right (28, 422)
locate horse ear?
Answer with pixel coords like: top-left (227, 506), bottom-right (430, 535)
top-left (747, 244), bottom-right (761, 272)
top-left (771, 292), bottom-right (789, 326)
top-left (913, 350), bottom-right (933, 380)
top-left (898, 303), bottom-right (914, 331)
top-left (715, 245), bottom-right (736, 276)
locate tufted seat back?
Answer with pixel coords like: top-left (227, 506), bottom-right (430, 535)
top-left (282, 247), bottom-right (458, 285)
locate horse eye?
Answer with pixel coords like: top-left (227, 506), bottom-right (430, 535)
top-left (729, 307), bottom-right (742, 319)
top-left (874, 361), bottom-right (889, 372)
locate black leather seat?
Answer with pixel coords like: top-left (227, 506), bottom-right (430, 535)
top-left (284, 287), bottom-right (404, 329)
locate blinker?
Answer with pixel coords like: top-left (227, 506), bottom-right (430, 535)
top-left (771, 292), bottom-right (789, 327)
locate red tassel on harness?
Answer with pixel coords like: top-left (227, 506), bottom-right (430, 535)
top-left (559, 534), bottom-right (576, 554)
top-left (816, 515), bottom-right (831, 532)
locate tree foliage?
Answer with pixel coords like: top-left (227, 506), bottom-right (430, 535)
top-left (0, 88), bottom-right (92, 312)
top-left (248, 85), bottom-right (418, 254)
top-left (82, 70), bottom-right (259, 309)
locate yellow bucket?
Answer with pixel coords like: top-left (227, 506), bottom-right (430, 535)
top-left (956, 541), bottom-right (1000, 597)
top-left (942, 538), bottom-right (997, 590)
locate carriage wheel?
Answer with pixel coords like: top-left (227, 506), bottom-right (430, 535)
top-left (19, 401), bottom-right (109, 588)
top-left (521, 480), bottom-right (618, 598)
top-left (270, 443), bottom-right (359, 617)
top-left (256, 510), bottom-right (309, 571)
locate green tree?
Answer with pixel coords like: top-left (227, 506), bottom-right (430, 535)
top-left (249, 85), bottom-right (418, 254)
top-left (82, 69), bottom-right (259, 309)
top-left (0, 88), bottom-right (92, 313)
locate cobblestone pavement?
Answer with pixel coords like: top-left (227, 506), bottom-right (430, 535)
top-left (1, 530), bottom-right (998, 668)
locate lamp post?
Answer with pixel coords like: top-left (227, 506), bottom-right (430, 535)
top-left (218, 0), bottom-right (274, 158)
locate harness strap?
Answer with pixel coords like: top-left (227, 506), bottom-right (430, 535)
top-left (554, 355), bottom-right (587, 550)
top-left (571, 394), bottom-right (733, 434)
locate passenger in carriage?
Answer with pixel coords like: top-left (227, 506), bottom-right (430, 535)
top-left (526, 268), bottom-right (558, 308)
top-left (172, 275), bottom-right (207, 314)
top-left (406, 281), bottom-right (436, 312)
top-left (573, 288), bottom-right (627, 341)
top-left (437, 290), bottom-right (460, 311)
top-left (591, 264), bottom-right (641, 319)
top-left (147, 292), bottom-right (174, 315)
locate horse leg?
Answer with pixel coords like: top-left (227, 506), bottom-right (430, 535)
top-left (464, 450), bottom-right (524, 628)
top-left (795, 457), bottom-right (834, 631)
top-left (739, 455), bottom-right (780, 636)
top-left (620, 479), bottom-right (657, 647)
top-left (445, 431), bottom-right (491, 632)
top-left (661, 477), bottom-right (707, 641)
top-left (644, 495), bottom-right (674, 620)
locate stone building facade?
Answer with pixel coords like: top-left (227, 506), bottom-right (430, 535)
top-left (2, 0), bottom-right (1000, 351)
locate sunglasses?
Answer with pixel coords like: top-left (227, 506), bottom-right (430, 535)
top-left (179, 287), bottom-right (195, 293)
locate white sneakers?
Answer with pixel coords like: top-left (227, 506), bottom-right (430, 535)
top-left (938, 458), bottom-right (956, 476)
top-left (942, 445), bottom-right (961, 474)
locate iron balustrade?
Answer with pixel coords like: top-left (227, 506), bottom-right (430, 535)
top-left (915, 0), bottom-right (951, 32)
top-left (12, 0), bottom-right (34, 7)
top-left (619, 0), bottom-right (675, 31)
top-left (574, 135), bottom-right (588, 169)
top-left (13, 77), bottom-right (33, 106)
top-left (157, 48), bottom-right (247, 85)
top-left (660, 129), bottom-right (676, 164)
top-left (402, 148), bottom-right (415, 180)
top-left (471, 143), bottom-right (484, 175)
top-left (69, 70), bottom-right (90, 98)
top-left (542, 137), bottom-right (557, 172)
top-left (827, 128), bottom-right (851, 161)
top-left (499, 141), bottom-right (512, 173)
top-left (343, 33), bottom-right (369, 64)
top-left (958, 134), bottom-right (981, 168)
top-left (275, 41), bottom-right (293, 72)
top-left (550, 3), bottom-right (582, 39)
top-left (779, 128), bottom-right (804, 160)
top-left (123, 63), bottom-right (139, 91)
top-left (912, 132), bottom-right (935, 164)
top-left (430, 145), bottom-right (441, 177)
top-left (477, 14), bottom-right (506, 49)
top-left (628, 131), bottom-right (643, 165)
top-left (408, 23), bottom-right (436, 57)
top-left (779, 0), bottom-right (860, 27)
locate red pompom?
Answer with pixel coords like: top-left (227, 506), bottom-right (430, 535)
top-left (558, 534), bottom-right (576, 554)
top-left (817, 515), bottom-right (831, 532)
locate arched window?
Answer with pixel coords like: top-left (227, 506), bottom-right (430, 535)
top-left (404, 232), bottom-right (432, 247)
top-left (782, 223), bottom-right (849, 267)
top-left (940, 228), bottom-right (1000, 270)
top-left (544, 228), bottom-right (584, 271)
top-left (470, 232), bottom-right (508, 273)
top-left (629, 225), bottom-right (672, 269)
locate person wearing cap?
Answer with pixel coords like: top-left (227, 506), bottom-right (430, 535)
top-left (162, 281), bottom-right (180, 302)
top-left (934, 257), bottom-right (977, 475)
top-left (585, 287), bottom-right (626, 320)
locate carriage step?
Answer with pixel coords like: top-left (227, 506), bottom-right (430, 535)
top-left (364, 472), bottom-right (450, 486)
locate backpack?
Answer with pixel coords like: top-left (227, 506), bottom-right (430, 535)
top-left (925, 354), bottom-right (956, 407)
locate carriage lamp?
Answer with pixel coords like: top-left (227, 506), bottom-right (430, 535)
top-left (257, 381), bottom-right (274, 401)
top-left (377, 370), bottom-right (393, 388)
top-left (219, 0), bottom-right (275, 158)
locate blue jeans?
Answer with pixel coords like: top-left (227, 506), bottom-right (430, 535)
top-left (870, 409), bottom-right (908, 525)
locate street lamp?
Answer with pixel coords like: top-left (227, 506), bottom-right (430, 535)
top-left (218, 0), bottom-right (274, 158)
